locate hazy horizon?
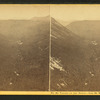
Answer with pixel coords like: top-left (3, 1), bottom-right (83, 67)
top-left (1, 5), bottom-right (100, 21)
top-left (0, 5), bottom-right (50, 20)
top-left (51, 5), bottom-right (100, 21)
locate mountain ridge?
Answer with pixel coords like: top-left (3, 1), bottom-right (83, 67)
top-left (67, 20), bottom-right (100, 41)
top-left (51, 18), bottom-right (100, 91)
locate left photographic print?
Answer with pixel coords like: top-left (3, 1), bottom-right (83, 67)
top-left (0, 5), bottom-right (50, 91)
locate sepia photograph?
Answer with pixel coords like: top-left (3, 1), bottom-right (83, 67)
top-left (1, 4), bottom-right (100, 93)
top-left (0, 5), bottom-right (50, 91)
top-left (50, 5), bottom-right (100, 91)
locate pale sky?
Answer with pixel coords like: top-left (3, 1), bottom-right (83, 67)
top-left (1, 5), bottom-right (100, 20)
top-left (0, 5), bottom-right (50, 19)
top-left (51, 5), bottom-right (100, 21)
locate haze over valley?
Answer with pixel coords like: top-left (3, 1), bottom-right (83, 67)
top-left (0, 16), bottom-right (50, 91)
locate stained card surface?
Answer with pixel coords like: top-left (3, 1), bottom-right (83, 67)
top-left (0, 5), bottom-right (100, 92)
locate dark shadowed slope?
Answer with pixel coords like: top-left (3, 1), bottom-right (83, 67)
top-left (50, 18), bottom-right (100, 91)
top-left (0, 16), bottom-right (50, 91)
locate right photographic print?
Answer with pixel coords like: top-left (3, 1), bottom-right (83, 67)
top-left (50, 5), bottom-right (100, 91)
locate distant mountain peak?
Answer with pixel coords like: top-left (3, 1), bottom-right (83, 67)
top-left (31, 15), bottom-right (50, 20)
top-left (66, 20), bottom-right (100, 41)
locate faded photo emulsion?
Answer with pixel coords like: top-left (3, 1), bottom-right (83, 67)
top-left (0, 5), bottom-right (50, 91)
top-left (0, 5), bottom-right (100, 91)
